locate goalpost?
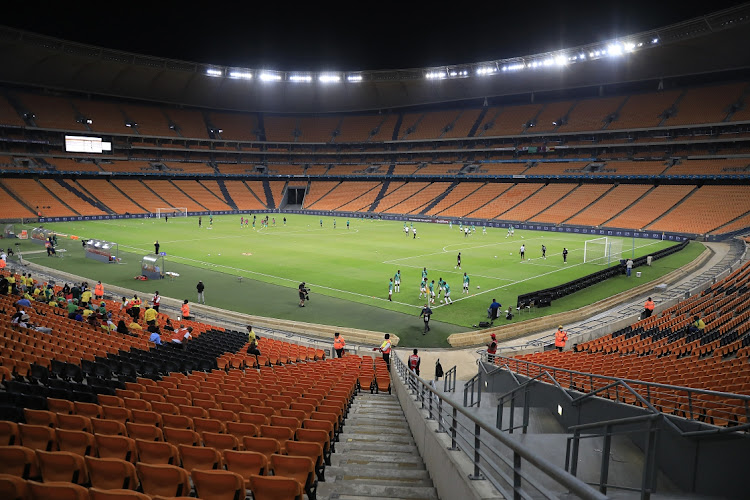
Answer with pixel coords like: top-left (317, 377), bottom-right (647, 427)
top-left (155, 207), bottom-right (188, 218)
top-left (583, 237), bottom-right (623, 265)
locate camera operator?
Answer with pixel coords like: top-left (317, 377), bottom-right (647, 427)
top-left (299, 282), bottom-right (310, 307)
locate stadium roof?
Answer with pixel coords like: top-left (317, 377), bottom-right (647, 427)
top-left (1, 4), bottom-right (750, 113)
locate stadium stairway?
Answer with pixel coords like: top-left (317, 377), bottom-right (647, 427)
top-left (215, 179), bottom-right (238, 210)
top-left (54, 179), bottom-right (114, 215)
top-left (467, 107), bottom-right (488, 137)
top-left (262, 180), bottom-right (275, 208)
top-left (368, 165), bottom-right (395, 212)
top-left (419, 181), bottom-right (457, 214)
top-left (317, 392), bottom-right (439, 500)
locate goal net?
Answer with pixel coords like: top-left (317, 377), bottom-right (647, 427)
top-left (155, 207), bottom-right (188, 218)
top-left (583, 237), bottom-right (623, 265)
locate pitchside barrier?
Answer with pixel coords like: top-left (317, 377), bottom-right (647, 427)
top-left (37, 210), bottom-right (699, 241)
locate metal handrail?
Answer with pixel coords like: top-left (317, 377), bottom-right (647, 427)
top-left (392, 352), bottom-right (608, 500)
top-left (443, 365), bottom-right (457, 393)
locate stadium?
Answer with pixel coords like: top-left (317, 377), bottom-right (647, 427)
top-left (0, 2), bottom-right (749, 499)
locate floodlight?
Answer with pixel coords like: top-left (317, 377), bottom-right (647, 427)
top-left (624, 42), bottom-right (635, 52)
top-left (652, 38), bottom-right (659, 44)
top-left (206, 69), bottom-right (222, 77)
top-left (425, 71), bottom-right (447, 79)
top-left (449, 71), bottom-right (457, 76)
top-left (259, 72), bottom-right (281, 82)
top-left (289, 74), bottom-right (312, 82)
top-left (579, 53), bottom-right (586, 59)
top-left (608, 44), bottom-right (623, 56)
top-left (347, 74), bottom-right (363, 82)
top-left (319, 74), bottom-right (341, 83)
top-left (229, 71), bottom-right (253, 79)
top-left (637, 42), bottom-right (644, 47)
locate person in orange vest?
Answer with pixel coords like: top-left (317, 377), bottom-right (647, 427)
top-left (487, 333), bottom-right (498, 363)
top-left (408, 349), bottom-right (421, 376)
top-left (374, 333), bottom-right (392, 371)
top-left (333, 332), bottom-right (346, 358)
top-left (643, 297), bottom-right (655, 318)
top-left (181, 300), bottom-right (191, 320)
top-left (130, 294), bottom-right (142, 321)
top-left (94, 281), bottom-right (104, 301)
top-left (554, 325), bottom-right (568, 352)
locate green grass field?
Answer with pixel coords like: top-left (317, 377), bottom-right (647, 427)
top-left (12, 215), bottom-right (703, 347)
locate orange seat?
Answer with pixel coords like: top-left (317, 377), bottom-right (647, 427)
top-left (56, 429), bottom-right (96, 457)
top-left (179, 406), bottom-right (208, 419)
top-left (101, 406), bottom-right (132, 424)
top-left (0, 473), bottom-right (29, 500)
top-left (193, 418), bottom-right (225, 434)
top-left (57, 414), bottom-right (93, 433)
top-left (19, 425), bottom-right (56, 452)
top-left (178, 444), bottom-right (222, 473)
top-left (123, 398), bottom-right (151, 412)
top-left (0, 445), bottom-right (40, 479)
top-left (97, 395), bottom-right (124, 408)
top-left (91, 419), bottom-right (127, 436)
top-left (223, 450), bottom-right (267, 487)
top-left (74, 402), bottom-right (103, 419)
top-left (248, 474), bottom-right (303, 500)
top-left (130, 410), bottom-right (162, 428)
top-left (192, 469), bottom-right (245, 500)
top-left (0, 422), bottom-right (20, 446)
top-left (94, 435), bottom-right (137, 463)
top-left (270, 415), bottom-right (301, 431)
top-left (23, 410), bottom-right (57, 428)
top-left (225, 422), bottom-right (258, 445)
top-left (136, 462), bottom-right (191, 498)
top-left (85, 456), bottom-right (139, 490)
top-left (27, 480), bottom-right (89, 500)
top-left (201, 432), bottom-right (239, 452)
top-left (163, 427), bottom-right (201, 448)
top-left (259, 425), bottom-right (293, 453)
top-left (241, 437), bottom-right (280, 463)
top-left (286, 440), bottom-right (325, 481)
top-left (135, 440), bottom-right (179, 465)
top-left (270, 454), bottom-right (317, 500)
top-left (89, 487), bottom-right (150, 500)
top-left (295, 428), bottom-right (330, 466)
top-left (126, 422), bottom-right (164, 442)
top-left (239, 412), bottom-right (268, 426)
top-left (36, 450), bottom-right (88, 484)
top-left (161, 414), bottom-right (194, 430)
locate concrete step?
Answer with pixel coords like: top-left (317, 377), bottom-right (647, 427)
top-left (331, 452), bottom-right (425, 467)
top-left (340, 432), bottom-right (415, 445)
top-left (317, 482), bottom-right (438, 500)
top-left (345, 417), bottom-right (410, 428)
top-left (327, 465), bottom-right (431, 481)
top-left (341, 425), bottom-right (412, 436)
top-left (335, 442), bottom-right (419, 454)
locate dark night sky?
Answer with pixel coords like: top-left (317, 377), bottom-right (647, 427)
top-left (5, 1), bottom-right (747, 71)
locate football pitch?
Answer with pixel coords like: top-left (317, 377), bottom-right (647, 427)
top-left (15, 215), bottom-right (703, 347)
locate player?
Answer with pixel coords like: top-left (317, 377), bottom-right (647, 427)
top-left (463, 272), bottom-right (470, 294)
top-left (283, 217), bottom-right (287, 226)
top-left (455, 252), bottom-right (461, 269)
top-left (272, 217), bottom-right (275, 226)
top-left (464, 227), bottom-right (469, 237)
top-left (320, 219), bottom-right (323, 228)
top-left (333, 219), bottom-right (336, 229)
top-left (199, 216), bottom-right (202, 228)
top-left (471, 222), bottom-right (476, 233)
top-left (419, 278), bottom-right (427, 299)
top-left (388, 278), bottom-right (394, 301)
top-left (506, 225), bottom-right (512, 238)
top-left (422, 267), bottom-right (428, 281)
top-left (444, 282), bottom-right (453, 304)
top-left (252, 219), bottom-right (255, 229)
top-left (449, 221), bottom-right (452, 229)
top-left (520, 244), bottom-right (525, 260)
top-left (511, 226), bottom-right (515, 237)
top-left (346, 219), bottom-right (350, 230)
top-left (165, 214), bottom-right (168, 223)
top-left (438, 277), bottom-right (445, 299)
top-left (209, 215), bottom-right (213, 226)
top-left (428, 280), bottom-right (436, 305)
top-left (563, 247), bottom-right (568, 264)
top-left (394, 270), bottom-right (401, 292)
top-left (404, 225), bottom-right (409, 237)
top-left (482, 225), bottom-right (486, 235)
top-left (542, 244), bottom-right (546, 259)
top-left (413, 227), bottom-right (417, 239)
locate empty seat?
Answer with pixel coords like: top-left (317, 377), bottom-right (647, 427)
top-left (225, 422), bottom-right (257, 444)
top-left (74, 402), bottom-right (102, 419)
top-left (178, 444), bottom-right (222, 473)
top-left (259, 425), bottom-right (293, 453)
top-left (0, 473), bottom-right (29, 500)
top-left (136, 462), bottom-right (190, 498)
top-left (19, 425), bottom-right (56, 452)
top-left (223, 450), bottom-right (267, 488)
top-left (91, 419), bottom-right (127, 436)
top-left (130, 410), bottom-right (162, 428)
top-left (249, 474), bottom-right (303, 500)
top-left (56, 429), bottom-right (96, 457)
top-left (270, 454), bottom-right (317, 500)
top-left (94, 435), bottom-right (137, 463)
top-left (36, 450), bottom-right (88, 484)
top-left (192, 469), bottom-right (245, 500)
top-left (134, 440), bottom-right (179, 465)
top-left (0, 422), bottom-right (19, 446)
top-left (286, 440), bottom-right (325, 481)
top-left (162, 414), bottom-right (193, 430)
top-left (241, 437), bottom-right (280, 463)
top-left (125, 422), bottom-right (163, 442)
top-left (23, 410), bottom-right (57, 428)
top-left (0, 445), bottom-right (39, 479)
top-left (57, 414), bottom-right (93, 433)
top-left (201, 432), bottom-right (239, 452)
top-left (85, 456), bottom-right (139, 490)
top-left (27, 480), bottom-right (89, 500)
top-left (88, 487), bottom-right (150, 500)
top-left (163, 427), bottom-right (200, 447)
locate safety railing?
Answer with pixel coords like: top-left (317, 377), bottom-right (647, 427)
top-left (463, 371), bottom-right (482, 407)
top-left (484, 354), bottom-right (750, 432)
top-left (443, 364), bottom-right (457, 393)
top-left (393, 353), bottom-right (608, 500)
top-left (564, 414), bottom-right (662, 499)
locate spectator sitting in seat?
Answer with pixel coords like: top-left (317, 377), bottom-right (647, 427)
top-left (148, 325), bottom-right (162, 345)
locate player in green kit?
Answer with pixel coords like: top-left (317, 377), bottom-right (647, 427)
top-left (422, 267), bottom-right (428, 281)
top-left (419, 278), bottom-right (427, 299)
top-left (320, 219), bottom-right (323, 228)
top-left (394, 270), bottom-right (401, 292)
top-left (444, 282), bottom-right (453, 304)
top-left (428, 280), bottom-right (436, 305)
top-left (347, 219), bottom-right (350, 230)
top-left (388, 278), bottom-right (394, 301)
top-left (438, 277), bottom-right (445, 299)
top-left (463, 273), bottom-right (470, 294)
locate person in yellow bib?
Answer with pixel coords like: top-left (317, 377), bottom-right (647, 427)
top-left (374, 333), bottom-right (392, 371)
top-left (333, 332), bottom-right (346, 358)
top-left (144, 305), bottom-right (157, 327)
